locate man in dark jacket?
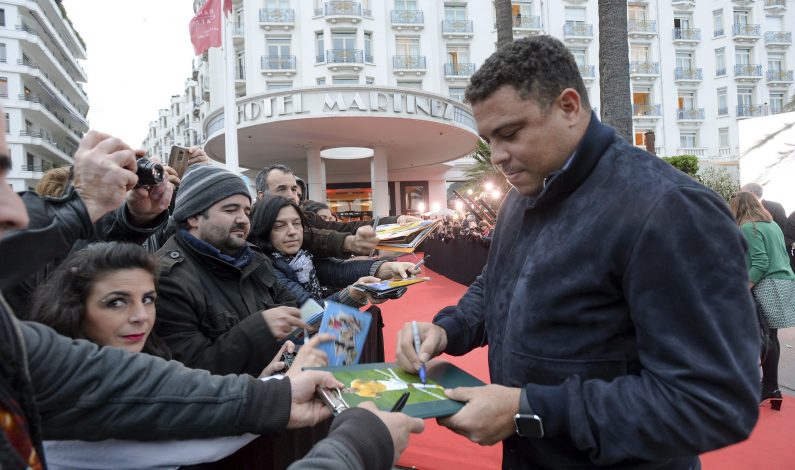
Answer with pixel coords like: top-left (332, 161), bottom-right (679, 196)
top-left (397, 36), bottom-right (759, 469)
top-left (786, 210), bottom-right (795, 271)
top-left (155, 164), bottom-right (304, 376)
top-left (255, 163), bottom-right (421, 233)
top-left (0, 130), bottom-right (423, 469)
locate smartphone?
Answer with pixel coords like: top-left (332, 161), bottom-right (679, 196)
top-left (168, 145), bottom-right (190, 179)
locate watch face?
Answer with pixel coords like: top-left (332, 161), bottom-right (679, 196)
top-left (515, 414), bottom-right (544, 438)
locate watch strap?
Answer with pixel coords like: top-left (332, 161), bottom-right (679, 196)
top-left (519, 387), bottom-right (533, 415)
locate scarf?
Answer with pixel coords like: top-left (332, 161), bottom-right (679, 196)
top-left (179, 229), bottom-right (253, 269)
top-left (272, 249), bottom-right (323, 299)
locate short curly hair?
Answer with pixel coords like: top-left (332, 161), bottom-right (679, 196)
top-left (465, 36), bottom-right (591, 111)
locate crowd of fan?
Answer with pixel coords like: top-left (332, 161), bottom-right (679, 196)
top-left (0, 132), bottom-right (427, 470)
top-left (430, 214), bottom-right (493, 245)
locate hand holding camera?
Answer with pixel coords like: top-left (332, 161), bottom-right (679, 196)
top-left (126, 152), bottom-right (173, 226)
top-left (73, 131), bottom-right (138, 222)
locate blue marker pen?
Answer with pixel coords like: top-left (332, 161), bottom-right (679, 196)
top-left (412, 320), bottom-right (427, 384)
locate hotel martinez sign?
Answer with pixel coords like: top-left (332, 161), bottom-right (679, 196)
top-left (205, 86), bottom-right (477, 136)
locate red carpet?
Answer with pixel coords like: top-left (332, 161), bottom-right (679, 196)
top-left (378, 259), bottom-right (795, 470)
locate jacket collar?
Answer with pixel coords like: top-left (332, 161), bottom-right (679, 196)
top-left (178, 229), bottom-right (253, 270)
top-left (524, 112), bottom-right (615, 210)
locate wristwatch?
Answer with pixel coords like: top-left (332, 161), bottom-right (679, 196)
top-left (514, 389), bottom-right (544, 438)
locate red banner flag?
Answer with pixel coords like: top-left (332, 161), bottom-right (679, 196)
top-left (189, 0), bottom-right (223, 56)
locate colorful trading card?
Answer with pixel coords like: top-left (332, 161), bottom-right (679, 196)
top-left (317, 302), bottom-right (372, 366)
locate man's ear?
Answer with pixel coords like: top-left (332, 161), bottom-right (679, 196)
top-left (557, 88), bottom-right (582, 124)
top-left (186, 215), bottom-right (200, 230)
top-left (257, 191), bottom-right (264, 201)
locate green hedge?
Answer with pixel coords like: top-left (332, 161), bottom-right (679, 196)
top-left (662, 155), bottom-right (699, 177)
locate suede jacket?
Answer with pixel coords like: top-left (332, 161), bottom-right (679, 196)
top-left (434, 115), bottom-right (760, 469)
top-left (155, 231), bottom-right (298, 376)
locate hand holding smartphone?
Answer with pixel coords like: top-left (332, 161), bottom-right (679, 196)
top-left (168, 145), bottom-right (190, 179)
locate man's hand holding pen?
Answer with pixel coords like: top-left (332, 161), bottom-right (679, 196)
top-left (395, 322), bottom-right (447, 377)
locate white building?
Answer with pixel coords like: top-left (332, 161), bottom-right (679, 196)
top-left (146, 0), bottom-right (793, 216)
top-left (0, 0), bottom-right (88, 191)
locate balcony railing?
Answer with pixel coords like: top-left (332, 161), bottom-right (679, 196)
top-left (391, 10), bottom-right (423, 24)
top-left (718, 106), bottom-right (729, 115)
top-left (579, 64), bottom-right (595, 78)
top-left (765, 31), bottom-right (792, 44)
top-left (767, 70), bottom-right (794, 82)
top-left (714, 27), bottom-right (725, 37)
top-left (716, 67), bottom-right (727, 76)
top-left (16, 58), bottom-right (39, 69)
top-left (632, 103), bottom-right (661, 116)
top-left (261, 55), bottom-right (296, 70)
top-left (20, 165), bottom-right (44, 173)
top-left (764, 0), bottom-right (786, 7)
top-left (20, 129), bottom-right (45, 138)
top-left (442, 19), bottom-right (473, 33)
top-left (732, 23), bottom-right (761, 37)
top-left (677, 148), bottom-right (706, 157)
top-left (564, 22), bottom-right (592, 37)
top-left (734, 64), bottom-right (763, 77)
top-left (327, 49), bottom-right (363, 64)
top-left (674, 67), bottom-right (703, 80)
top-left (673, 28), bottom-right (700, 41)
top-left (323, 1), bottom-right (366, 16)
top-left (444, 63), bottom-right (476, 76)
top-left (630, 61), bottom-right (660, 74)
top-left (259, 9), bottom-right (295, 23)
top-left (628, 19), bottom-right (657, 33)
top-left (393, 55), bottom-right (426, 69)
top-left (677, 108), bottom-right (705, 120)
top-left (18, 93), bottom-right (40, 103)
top-left (233, 25), bottom-right (244, 36)
top-left (513, 16), bottom-right (542, 29)
top-left (737, 104), bottom-right (768, 117)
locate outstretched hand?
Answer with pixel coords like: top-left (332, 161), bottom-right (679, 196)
top-left (286, 333), bottom-right (334, 378)
top-left (73, 131), bottom-right (137, 222)
top-left (357, 401), bottom-right (425, 464)
top-left (287, 370), bottom-right (343, 429)
top-left (344, 225), bottom-right (379, 255)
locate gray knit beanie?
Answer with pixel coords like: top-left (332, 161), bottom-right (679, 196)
top-left (172, 165), bottom-right (251, 223)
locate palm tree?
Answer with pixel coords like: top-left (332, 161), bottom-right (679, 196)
top-left (495, 0), bottom-right (514, 49)
top-left (463, 140), bottom-right (509, 195)
top-left (598, 0), bottom-right (633, 141)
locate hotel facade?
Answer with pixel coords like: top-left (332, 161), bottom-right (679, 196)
top-left (145, 0), bottom-right (794, 217)
top-left (0, 0), bottom-right (88, 191)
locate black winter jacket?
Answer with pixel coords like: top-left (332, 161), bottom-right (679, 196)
top-left (1, 188), bottom-right (169, 317)
top-left (155, 231), bottom-right (298, 376)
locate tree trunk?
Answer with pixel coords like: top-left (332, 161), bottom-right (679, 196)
top-left (495, 0), bottom-right (514, 49)
top-left (598, 0), bottom-right (633, 142)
